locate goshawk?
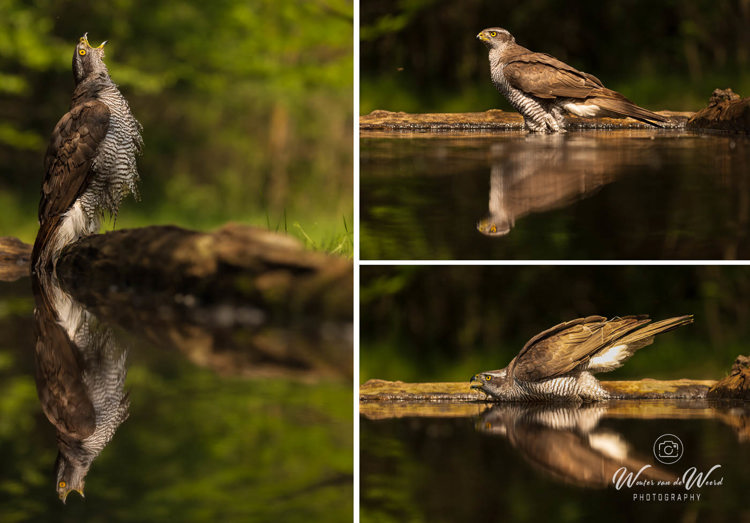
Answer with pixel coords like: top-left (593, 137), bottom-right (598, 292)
top-left (32, 33), bottom-right (142, 269)
top-left (471, 315), bottom-right (693, 401)
top-left (477, 28), bottom-right (668, 132)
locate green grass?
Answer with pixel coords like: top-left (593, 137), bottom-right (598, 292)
top-left (0, 195), bottom-right (353, 258)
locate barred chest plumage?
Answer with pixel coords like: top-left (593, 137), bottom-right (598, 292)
top-left (516, 373), bottom-right (610, 401)
top-left (83, 82), bottom-right (143, 221)
top-left (489, 49), bottom-right (550, 118)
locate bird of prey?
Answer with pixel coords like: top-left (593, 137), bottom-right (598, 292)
top-left (32, 33), bottom-right (142, 270)
top-left (476, 28), bottom-right (668, 132)
top-left (470, 315), bottom-right (693, 402)
top-left (32, 270), bottom-right (129, 503)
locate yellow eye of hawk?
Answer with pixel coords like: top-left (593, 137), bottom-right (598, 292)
top-left (59, 481), bottom-right (67, 488)
top-left (489, 31), bottom-right (497, 37)
top-left (79, 49), bottom-right (86, 56)
top-left (485, 375), bottom-right (492, 381)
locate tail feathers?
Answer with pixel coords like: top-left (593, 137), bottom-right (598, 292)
top-left (590, 91), bottom-right (669, 127)
top-left (618, 315), bottom-right (694, 346)
top-left (32, 216), bottom-right (62, 272)
top-left (588, 315), bottom-right (693, 372)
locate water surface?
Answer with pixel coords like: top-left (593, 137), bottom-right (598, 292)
top-left (0, 273), bottom-right (352, 522)
top-left (360, 400), bottom-right (749, 522)
top-left (360, 130), bottom-right (750, 260)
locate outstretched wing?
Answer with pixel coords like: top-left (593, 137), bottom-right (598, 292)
top-left (504, 52), bottom-right (604, 100)
top-left (512, 315), bottom-right (651, 382)
top-left (39, 101), bottom-right (110, 223)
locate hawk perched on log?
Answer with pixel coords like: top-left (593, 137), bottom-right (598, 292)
top-left (32, 33), bottom-right (142, 269)
top-left (477, 28), bottom-right (668, 132)
top-left (470, 315), bottom-right (693, 401)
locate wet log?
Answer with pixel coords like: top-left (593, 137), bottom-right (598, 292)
top-left (360, 378), bottom-right (717, 403)
top-left (0, 236), bottom-right (32, 282)
top-left (360, 109), bottom-right (691, 131)
top-left (46, 223), bottom-right (352, 380)
top-left (55, 223), bottom-right (352, 325)
top-left (686, 88), bottom-right (750, 133)
top-left (707, 355), bottom-right (750, 400)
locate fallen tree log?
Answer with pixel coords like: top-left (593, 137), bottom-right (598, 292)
top-left (2, 224), bottom-right (353, 379)
top-left (359, 378), bottom-right (749, 423)
top-left (0, 236), bottom-right (32, 282)
top-left (686, 88), bottom-right (750, 133)
top-left (360, 378), bottom-right (717, 402)
top-left (55, 223), bottom-right (352, 324)
top-left (53, 223), bottom-right (353, 379)
top-left (708, 355), bottom-right (750, 400)
top-left (360, 109), bottom-right (691, 131)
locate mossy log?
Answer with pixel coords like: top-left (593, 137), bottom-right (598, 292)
top-left (0, 236), bottom-right (32, 282)
top-left (360, 109), bottom-right (691, 132)
top-left (686, 88), bottom-right (750, 133)
top-left (708, 355), bottom-right (750, 399)
top-left (14, 223), bottom-right (352, 380)
top-left (360, 378), bottom-right (735, 421)
top-left (360, 378), bottom-right (716, 402)
top-left (54, 223), bottom-right (352, 325)
top-left (2, 225), bottom-right (352, 378)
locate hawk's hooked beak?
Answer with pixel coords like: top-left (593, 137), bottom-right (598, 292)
top-left (79, 32), bottom-right (106, 49)
top-left (60, 488), bottom-right (85, 504)
top-left (469, 374), bottom-right (485, 389)
top-left (477, 32), bottom-right (489, 42)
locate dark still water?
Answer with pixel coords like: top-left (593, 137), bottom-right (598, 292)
top-left (0, 276), bottom-right (352, 522)
top-left (360, 130), bottom-right (750, 260)
top-left (360, 401), bottom-right (749, 522)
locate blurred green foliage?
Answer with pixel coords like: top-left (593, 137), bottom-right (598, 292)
top-left (360, 0), bottom-right (750, 114)
top-left (360, 266), bottom-right (750, 382)
top-left (0, 0), bottom-right (353, 253)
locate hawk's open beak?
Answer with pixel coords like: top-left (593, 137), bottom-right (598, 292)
top-left (80, 32), bottom-right (106, 49)
top-left (60, 487), bottom-right (85, 504)
top-left (469, 375), bottom-right (484, 389)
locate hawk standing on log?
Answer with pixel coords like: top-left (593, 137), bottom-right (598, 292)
top-left (32, 33), bottom-right (142, 269)
top-left (477, 28), bottom-right (668, 132)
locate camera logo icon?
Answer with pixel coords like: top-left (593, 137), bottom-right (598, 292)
top-left (653, 433), bottom-right (684, 464)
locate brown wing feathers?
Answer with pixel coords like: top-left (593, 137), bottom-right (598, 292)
top-left (504, 52), bottom-right (667, 126)
top-left (32, 101), bottom-right (109, 264)
top-left (39, 101), bottom-right (110, 222)
top-left (512, 315), bottom-right (690, 382)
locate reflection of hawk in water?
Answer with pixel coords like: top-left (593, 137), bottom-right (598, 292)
top-left (32, 33), bottom-right (142, 270)
top-left (471, 315), bottom-right (693, 401)
top-left (32, 271), bottom-right (129, 502)
top-left (477, 28), bottom-right (668, 132)
top-left (478, 405), bottom-right (677, 488)
top-left (476, 139), bottom-right (620, 237)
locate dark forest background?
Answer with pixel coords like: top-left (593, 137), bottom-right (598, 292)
top-left (0, 0), bottom-right (353, 253)
top-left (360, 0), bottom-right (750, 114)
top-left (360, 266), bottom-right (750, 382)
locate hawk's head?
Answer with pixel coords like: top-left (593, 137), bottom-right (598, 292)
top-left (73, 33), bottom-right (108, 84)
top-left (55, 452), bottom-right (87, 504)
top-left (470, 368), bottom-right (509, 397)
top-left (477, 28), bottom-right (515, 50)
top-left (476, 216), bottom-right (512, 237)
